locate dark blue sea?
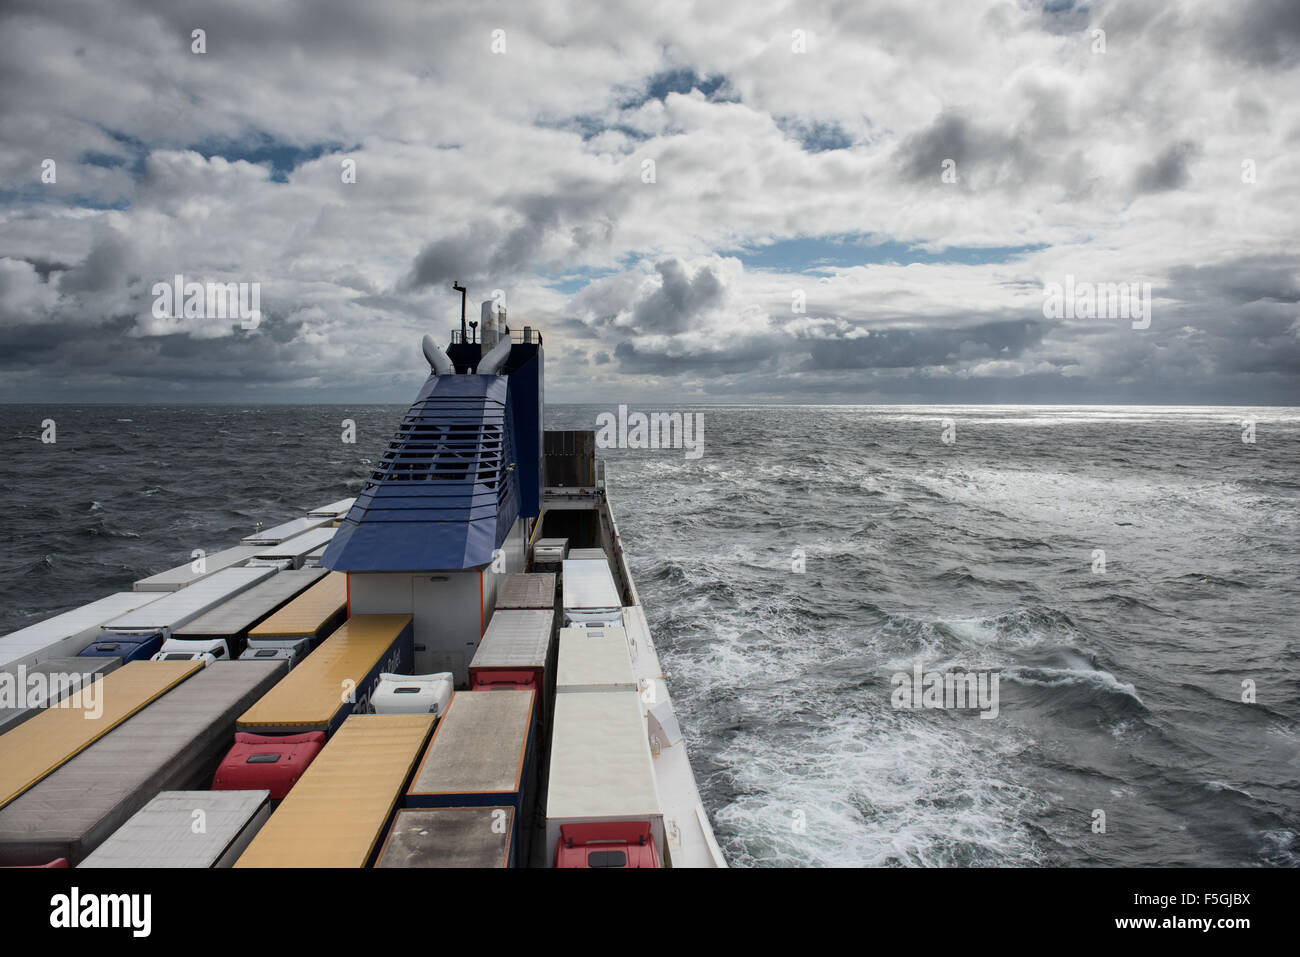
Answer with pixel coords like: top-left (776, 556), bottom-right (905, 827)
top-left (2, 403), bottom-right (1297, 867)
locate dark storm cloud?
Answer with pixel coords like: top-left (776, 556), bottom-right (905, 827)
top-left (1166, 257), bottom-right (1300, 305)
top-left (1133, 141), bottom-right (1199, 193)
top-left (627, 260), bottom-right (725, 334)
top-left (807, 320), bottom-right (1045, 370)
top-left (612, 336), bottom-right (781, 375)
top-left (57, 231), bottom-right (133, 294)
top-left (1213, 0), bottom-right (1300, 65)
top-left (893, 112), bottom-right (1037, 189)
top-left (405, 184), bottom-right (625, 290)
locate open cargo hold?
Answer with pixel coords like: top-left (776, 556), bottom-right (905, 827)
top-left (98, 566), bottom-right (279, 640)
top-left (172, 567), bottom-right (327, 657)
top-left (0, 593), bottom-right (161, 671)
top-left (556, 625), bottom-right (637, 693)
top-left (78, 790), bottom-right (272, 868)
top-left (236, 614), bottom-right (413, 736)
top-left (132, 544), bottom-right (263, 592)
top-left (376, 807), bottom-right (515, 868)
top-left (234, 714), bottom-right (435, 868)
top-left (212, 731), bottom-right (325, 799)
top-left (0, 657), bottom-right (121, 736)
top-left (561, 558), bottom-right (622, 626)
top-left (242, 516), bottom-right (332, 545)
top-left (246, 572), bottom-right (347, 648)
top-left (494, 573), bottom-right (557, 611)
top-left (247, 527), bottom-right (337, 569)
top-left (308, 497), bottom-right (356, 518)
top-left (406, 690), bottom-right (536, 862)
top-left (0, 660), bottom-right (286, 866)
top-left (0, 660), bottom-right (200, 809)
top-left (546, 690), bottom-right (664, 866)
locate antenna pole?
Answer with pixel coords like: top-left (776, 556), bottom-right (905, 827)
top-left (452, 282), bottom-right (467, 342)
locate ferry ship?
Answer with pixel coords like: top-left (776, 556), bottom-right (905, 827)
top-left (0, 291), bottom-right (726, 869)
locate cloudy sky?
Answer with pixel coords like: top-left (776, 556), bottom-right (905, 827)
top-left (1, 0), bottom-right (1297, 404)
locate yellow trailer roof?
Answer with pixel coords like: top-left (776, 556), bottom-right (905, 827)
top-left (247, 572), bottom-right (347, 639)
top-left (234, 713), bottom-right (435, 868)
top-left (237, 614), bottom-right (411, 732)
top-left (0, 660), bottom-right (200, 809)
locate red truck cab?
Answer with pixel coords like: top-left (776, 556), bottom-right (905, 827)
top-left (212, 731), bottom-right (326, 799)
top-left (553, 822), bottom-right (659, 868)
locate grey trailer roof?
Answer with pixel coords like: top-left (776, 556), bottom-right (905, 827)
top-left (0, 657), bottom-right (121, 736)
top-left (78, 790), bottom-right (271, 868)
top-left (0, 593), bottom-right (161, 670)
top-left (241, 516), bottom-right (332, 545)
top-left (547, 691), bottom-right (660, 823)
top-left (308, 497), bottom-right (355, 518)
top-left (250, 527), bottom-right (336, 563)
top-left (556, 626), bottom-right (637, 693)
top-left (103, 566), bottom-right (278, 633)
top-left (173, 568), bottom-right (327, 640)
top-left (0, 660), bottom-right (286, 866)
top-left (495, 573), bottom-right (557, 610)
top-left (561, 560), bottom-right (621, 611)
top-left (470, 610), bottom-right (554, 671)
top-left (567, 548), bottom-right (608, 561)
top-left (376, 807), bottom-right (513, 868)
top-left (132, 544), bottom-right (263, 592)
top-left (409, 691), bottom-right (534, 798)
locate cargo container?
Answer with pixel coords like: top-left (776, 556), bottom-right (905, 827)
top-left (469, 610), bottom-right (555, 686)
top-left (376, 807), bottom-right (515, 868)
top-left (0, 660), bottom-right (285, 866)
top-left (247, 527), bottom-right (337, 570)
top-left (308, 497), bottom-right (356, 518)
top-left (242, 516), bottom-right (332, 545)
top-left (0, 592), bottom-right (161, 671)
top-left (0, 660), bottom-right (200, 811)
top-left (494, 573), bottom-right (557, 611)
top-left (132, 544), bottom-right (263, 592)
top-left (236, 614), bottom-right (413, 736)
top-left (152, 637), bottom-right (229, 665)
top-left (78, 790), bottom-right (272, 868)
top-left (545, 691), bottom-right (663, 867)
top-left (561, 559), bottom-right (622, 627)
top-left (372, 673), bottom-right (452, 716)
top-left (303, 544), bottom-right (328, 568)
top-left (531, 537), bottom-right (568, 573)
top-left (96, 566), bottom-right (279, 641)
top-left (556, 625), bottom-right (637, 694)
top-left (234, 713), bottom-right (435, 868)
top-left (212, 731), bottom-right (325, 799)
top-left (0, 657), bottom-right (120, 736)
top-left (406, 690), bottom-right (536, 862)
top-left (246, 572), bottom-right (347, 651)
top-left (172, 567), bottom-right (327, 658)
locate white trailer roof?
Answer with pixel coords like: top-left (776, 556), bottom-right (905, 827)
top-left (0, 593), bottom-right (162, 670)
top-left (102, 566), bottom-right (277, 633)
top-left (241, 516), bottom-right (332, 545)
top-left (132, 544), bottom-right (263, 592)
top-left (561, 560), bottom-right (621, 612)
top-left (556, 626), bottom-right (637, 693)
top-left (251, 527), bottom-right (336, 562)
top-left (77, 789), bottom-right (272, 868)
top-left (470, 610), bottom-right (554, 671)
top-left (567, 548), bottom-right (608, 561)
top-left (547, 691), bottom-right (660, 823)
top-left (308, 497), bottom-right (355, 518)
